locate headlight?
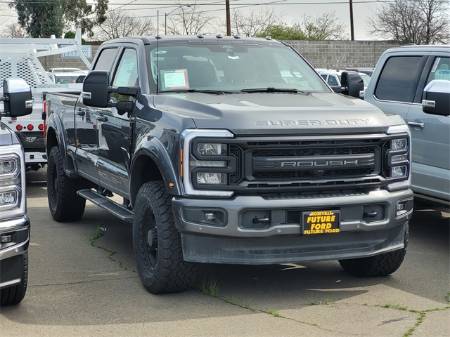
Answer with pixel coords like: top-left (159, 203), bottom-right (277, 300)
top-left (197, 143), bottom-right (227, 156)
top-left (0, 190), bottom-right (18, 208)
top-left (391, 165), bottom-right (408, 179)
top-left (391, 138), bottom-right (408, 152)
top-left (0, 146), bottom-right (25, 219)
top-left (0, 158), bottom-right (18, 175)
top-left (181, 130), bottom-right (234, 197)
top-left (385, 135), bottom-right (410, 181)
top-left (196, 172), bottom-right (227, 185)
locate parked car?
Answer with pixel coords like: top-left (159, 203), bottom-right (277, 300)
top-left (346, 67), bottom-right (374, 77)
top-left (316, 68), bottom-right (365, 97)
top-left (0, 78), bottom-right (32, 306)
top-left (46, 36), bottom-right (413, 294)
top-left (316, 69), bottom-right (342, 93)
top-left (365, 45), bottom-right (450, 207)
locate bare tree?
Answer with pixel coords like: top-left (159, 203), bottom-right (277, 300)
top-left (232, 8), bottom-right (278, 37)
top-left (300, 13), bottom-right (344, 40)
top-left (1, 23), bottom-right (27, 38)
top-left (96, 10), bottom-right (155, 40)
top-left (371, 0), bottom-right (449, 44)
top-left (167, 3), bottom-right (214, 35)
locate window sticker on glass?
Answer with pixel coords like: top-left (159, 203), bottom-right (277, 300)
top-left (161, 69), bottom-right (189, 90)
top-left (280, 70), bottom-right (293, 78)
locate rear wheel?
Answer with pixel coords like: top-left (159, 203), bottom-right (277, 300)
top-left (47, 146), bottom-right (86, 222)
top-left (0, 253), bottom-right (28, 306)
top-left (339, 248), bottom-right (406, 277)
top-left (133, 181), bottom-right (198, 294)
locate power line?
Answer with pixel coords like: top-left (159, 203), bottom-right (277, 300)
top-left (0, 0), bottom-right (418, 5)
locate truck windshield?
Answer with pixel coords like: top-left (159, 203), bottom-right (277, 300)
top-left (147, 41), bottom-right (330, 94)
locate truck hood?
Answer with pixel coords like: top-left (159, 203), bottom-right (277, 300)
top-left (153, 92), bottom-right (404, 135)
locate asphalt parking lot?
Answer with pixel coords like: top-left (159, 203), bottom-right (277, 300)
top-left (1, 170), bottom-right (449, 337)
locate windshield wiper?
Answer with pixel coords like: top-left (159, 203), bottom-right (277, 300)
top-left (240, 87), bottom-right (305, 94)
top-left (159, 89), bottom-right (233, 95)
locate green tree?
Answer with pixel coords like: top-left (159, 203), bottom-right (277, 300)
top-left (12, 0), bottom-right (108, 38)
top-left (257, 24), bottom-right (306, 40)
top-left (257, 13), bottom-right (344, 41)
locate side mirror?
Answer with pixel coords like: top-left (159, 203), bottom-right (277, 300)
top-left (341, 71), bottom-right (364, 98)
top-left (76, 75), bottom-right (86, 83)
top-left (422, 80), bottom-right (450, 116)
top-left (330, 85), bottom-right (342, 94)
top-left (82, 71), bottom-right (110, 108)
top-left (1, 78), bottom-right (33, 117)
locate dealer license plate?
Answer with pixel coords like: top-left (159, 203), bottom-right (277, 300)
top-left (302, 210), bottom-right (340, 235)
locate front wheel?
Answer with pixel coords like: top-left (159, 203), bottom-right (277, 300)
top-left (0, 253), bottom-right (28, 306)
top-left (133, 181), bottom-right (198, 294)
top-left (339, 248), bottom-right (406, 277)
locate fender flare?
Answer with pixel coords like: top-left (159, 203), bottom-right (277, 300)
top-left (130, 137), bottom-right (182, 203)
top-left (46, 113), bottom-right (67, 155)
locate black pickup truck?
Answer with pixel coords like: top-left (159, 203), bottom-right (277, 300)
top-left (45, 36), bottom-right (414, 294)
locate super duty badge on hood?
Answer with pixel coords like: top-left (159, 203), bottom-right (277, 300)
top-left (256, 119), bottom-right (370, 127)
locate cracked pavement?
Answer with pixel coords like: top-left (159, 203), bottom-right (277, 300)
top-left (0, 171), bottom-right (449, 337)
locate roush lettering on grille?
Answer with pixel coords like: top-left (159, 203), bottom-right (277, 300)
top-left (253, 154), bottom-right (376, 171)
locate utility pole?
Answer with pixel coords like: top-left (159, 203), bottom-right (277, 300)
top-left (349, 0), bottom-right (355, 40)
top-left (165, 13), bottom-right (168, 35)
top-left (225, 0), bottom-right (231, 36)
top-left (157, 10), bottom-right (160, 35)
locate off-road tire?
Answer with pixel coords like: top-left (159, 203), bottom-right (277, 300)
top-left (339, 248), bottom-right (406, 277)
top-left (47, 146), bottom-right (86, 222)
top-left (133, 181), bottom-right (198, 294)
top-left (0, 253), bottom-right (28, 306)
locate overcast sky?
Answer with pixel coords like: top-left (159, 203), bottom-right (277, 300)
top-left (0, 0), bottom-right (389, 40)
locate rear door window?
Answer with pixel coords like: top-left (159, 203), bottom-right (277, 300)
top-left (375, 56), bottom-right (424, 103)
top-left (426, 57), bottom-right (450, 84)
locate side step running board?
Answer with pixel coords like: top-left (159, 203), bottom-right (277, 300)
top-left (77, 189), bottom-right (134, 223)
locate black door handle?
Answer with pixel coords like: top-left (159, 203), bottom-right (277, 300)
top-left (96, 115), bottom-right (108, 122)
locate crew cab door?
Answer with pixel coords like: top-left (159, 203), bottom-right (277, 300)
top-left (368, 55), bottom-right (428, 119)
top-left (96, 47), bottom-right (139, 197)
top-left (76, 47), bottom-right (119, 184)
top-left (407, 55), bottom-right (450, 200)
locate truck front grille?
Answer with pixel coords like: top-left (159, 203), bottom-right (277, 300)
top-left (228, 136), bottom-right (387, 193)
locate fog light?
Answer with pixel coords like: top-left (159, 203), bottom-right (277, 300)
top-left (0, 190), bottom-right (17, 206)
top-left (183, 208), bottom-right (226, 227)
top-left (397, 199), bottom-right (413, 217)
top-left (391, 166), bottom-right (407, 178)
top-left (204, 212), bottom-right (216, 221)
top-left (197, 172), bottom-right (226, 185)
top-left (0, 234), bottom-right (12, 243)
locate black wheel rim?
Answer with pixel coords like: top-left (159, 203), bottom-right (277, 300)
top-left (142, 209), bottom-right (158, 268)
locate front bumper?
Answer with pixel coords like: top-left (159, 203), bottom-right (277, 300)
top-left (172, 189), bottom-right (413, 264)
top-left (0, 216), bottom-right (29, 289)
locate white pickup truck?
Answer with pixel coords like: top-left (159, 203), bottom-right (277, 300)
top-left (0, 34), bottom-right (90, 170)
